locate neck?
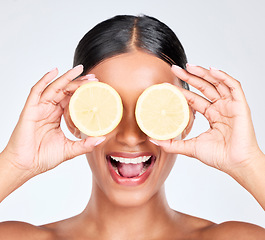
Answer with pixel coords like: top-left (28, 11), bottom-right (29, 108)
top-left (82, 180), bottom-right (176, 239)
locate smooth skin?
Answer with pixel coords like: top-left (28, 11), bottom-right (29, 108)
top-left (0, 51), bottom-right (264, 239)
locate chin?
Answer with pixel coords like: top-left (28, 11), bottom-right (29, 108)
top-left (104, 187), bottom-right (159, 208)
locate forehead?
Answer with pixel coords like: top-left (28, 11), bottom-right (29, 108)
top-left (87, 51), bottom-right (181, 97)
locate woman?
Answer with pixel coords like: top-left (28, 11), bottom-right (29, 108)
top-left (0, 15), bottom-right (264, 239)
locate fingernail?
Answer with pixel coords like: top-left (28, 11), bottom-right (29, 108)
top-left (87, 78), bottom-right (99, 82)
top-left (73, 64), bottom-right (83, 69)
top-left (81, 75), bottom-right (98, 81)
top-left (94, 137), bottom-right (106, 146)
top-left (210, 66), bottom-right (219, 71)
top-left (49, 67), bottom-right (57, 73)
top-left (186, 63), bottom-right (197, 67)
top-left (172, 65), bottom-right (182, 70)
top-left (149, 139), bottom-right (160, 146)
top-left (86, 74), bottom-right (96, 78)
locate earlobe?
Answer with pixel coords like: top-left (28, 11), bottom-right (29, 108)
top-left (63, 104), bottom-right (82, 139)
top-left (181, 107), bottom-right (195, 139)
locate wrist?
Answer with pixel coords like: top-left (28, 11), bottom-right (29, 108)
top-left (229, 150), bottom-right (265, 209)
top-left (230, 150), bottom-right (265, 182)
top-left (0, 149), bottom-right (36, 178)
top-left (0, 151), bottom-right (36, 202)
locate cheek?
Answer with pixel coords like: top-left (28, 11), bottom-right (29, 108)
top-left (164, 154), bottom-right (177, 172)
top-left (85, 152), bottom-right (98, 177)
top-left (158, 152), bottom-right (177, 182)
top-left (85, 147), bottom-right (104, 178)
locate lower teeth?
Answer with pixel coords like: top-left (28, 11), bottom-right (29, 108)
top-left (110, 156), bottom-right (152, 178)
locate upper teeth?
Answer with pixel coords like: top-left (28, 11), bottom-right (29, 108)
top-left (110, 156), bottom-right (151, 164)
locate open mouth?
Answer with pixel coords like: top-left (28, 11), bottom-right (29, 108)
top-left (106, 154), bottom-right (156, 186)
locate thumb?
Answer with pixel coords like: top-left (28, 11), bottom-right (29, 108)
top-left (64, 136), bottom-right (106, 160)
top-left (149, 138), bottom-right (197, 158)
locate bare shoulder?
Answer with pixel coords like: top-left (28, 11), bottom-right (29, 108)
top-left (174, 211), bottom-right (214, 232)
top-left (173, 211), bottom-right (265, 239)
top-left (0, 221), bottom-right (56, 240)
top-left (200, 221), bottom-right (265, 240)
top-left (171, 211), bottom-right (214, 238)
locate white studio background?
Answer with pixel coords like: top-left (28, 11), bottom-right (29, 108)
top-left (0, 0), bottom-right (264, 227)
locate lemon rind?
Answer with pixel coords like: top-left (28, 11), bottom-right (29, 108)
top-left (135, 83), bottom-right (189, 141)
top-left (69, 82), bottom-right (123, 137)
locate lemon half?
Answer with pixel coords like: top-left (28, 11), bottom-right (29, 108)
top-left (135, 83), bottom-right (189, 140)
top-left (69, 82), bottom-right (123, 136)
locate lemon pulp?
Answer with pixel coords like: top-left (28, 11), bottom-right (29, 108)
top-left (69, 82), bottom-right (123, 136)
top-left (135, 83), bottom-right (189, 140)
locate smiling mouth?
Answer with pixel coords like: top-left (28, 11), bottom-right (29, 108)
top-left (106, 154), bottom-right (156, 186)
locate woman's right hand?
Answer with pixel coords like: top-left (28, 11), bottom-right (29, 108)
top-left (1, 65), bottom-right (105, 177)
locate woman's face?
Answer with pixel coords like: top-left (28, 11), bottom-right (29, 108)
top-left (84, 51), bottom-right (183, 207)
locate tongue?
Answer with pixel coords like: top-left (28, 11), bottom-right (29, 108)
top-left (117, 162), bottom-right (144, 178)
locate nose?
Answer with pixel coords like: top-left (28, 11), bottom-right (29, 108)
top-left (115, 110), bottom-right (147, 147)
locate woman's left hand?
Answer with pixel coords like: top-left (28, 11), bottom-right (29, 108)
top-left (151, 64), bottom-right (264, 176)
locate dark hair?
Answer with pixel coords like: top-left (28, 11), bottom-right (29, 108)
top-left (74, 15), bottom-right (189, 90)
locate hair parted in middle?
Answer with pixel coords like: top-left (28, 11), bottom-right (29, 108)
top-left (74, 15), bottom-right (189, 90)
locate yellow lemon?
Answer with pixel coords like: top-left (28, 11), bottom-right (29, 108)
top-left (69, 82), bottom-right (123, 136)
top-left (135, 83), bottom-right (189, 140)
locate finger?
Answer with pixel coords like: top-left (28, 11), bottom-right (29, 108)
top-left (64, 136), bottom-right (106, 160)
top-left (186, 64), bottom-right (231, 99)
top-left (172, 65), bottom-right (220, 102)
top-left (40, 64), bottom-right (84, 104)
top-left (209, 67), bottom-right (246, 101)
top-left (53, 75), bottom-right (99, 108)
top-left (80, 73), bottom-right (96, 80)
top-left (177, 86), bottom-right (212, 119)
top-left (149, 138), bottom-right (197, 158)
top-left (25, 68), bottom-right (59, 106)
